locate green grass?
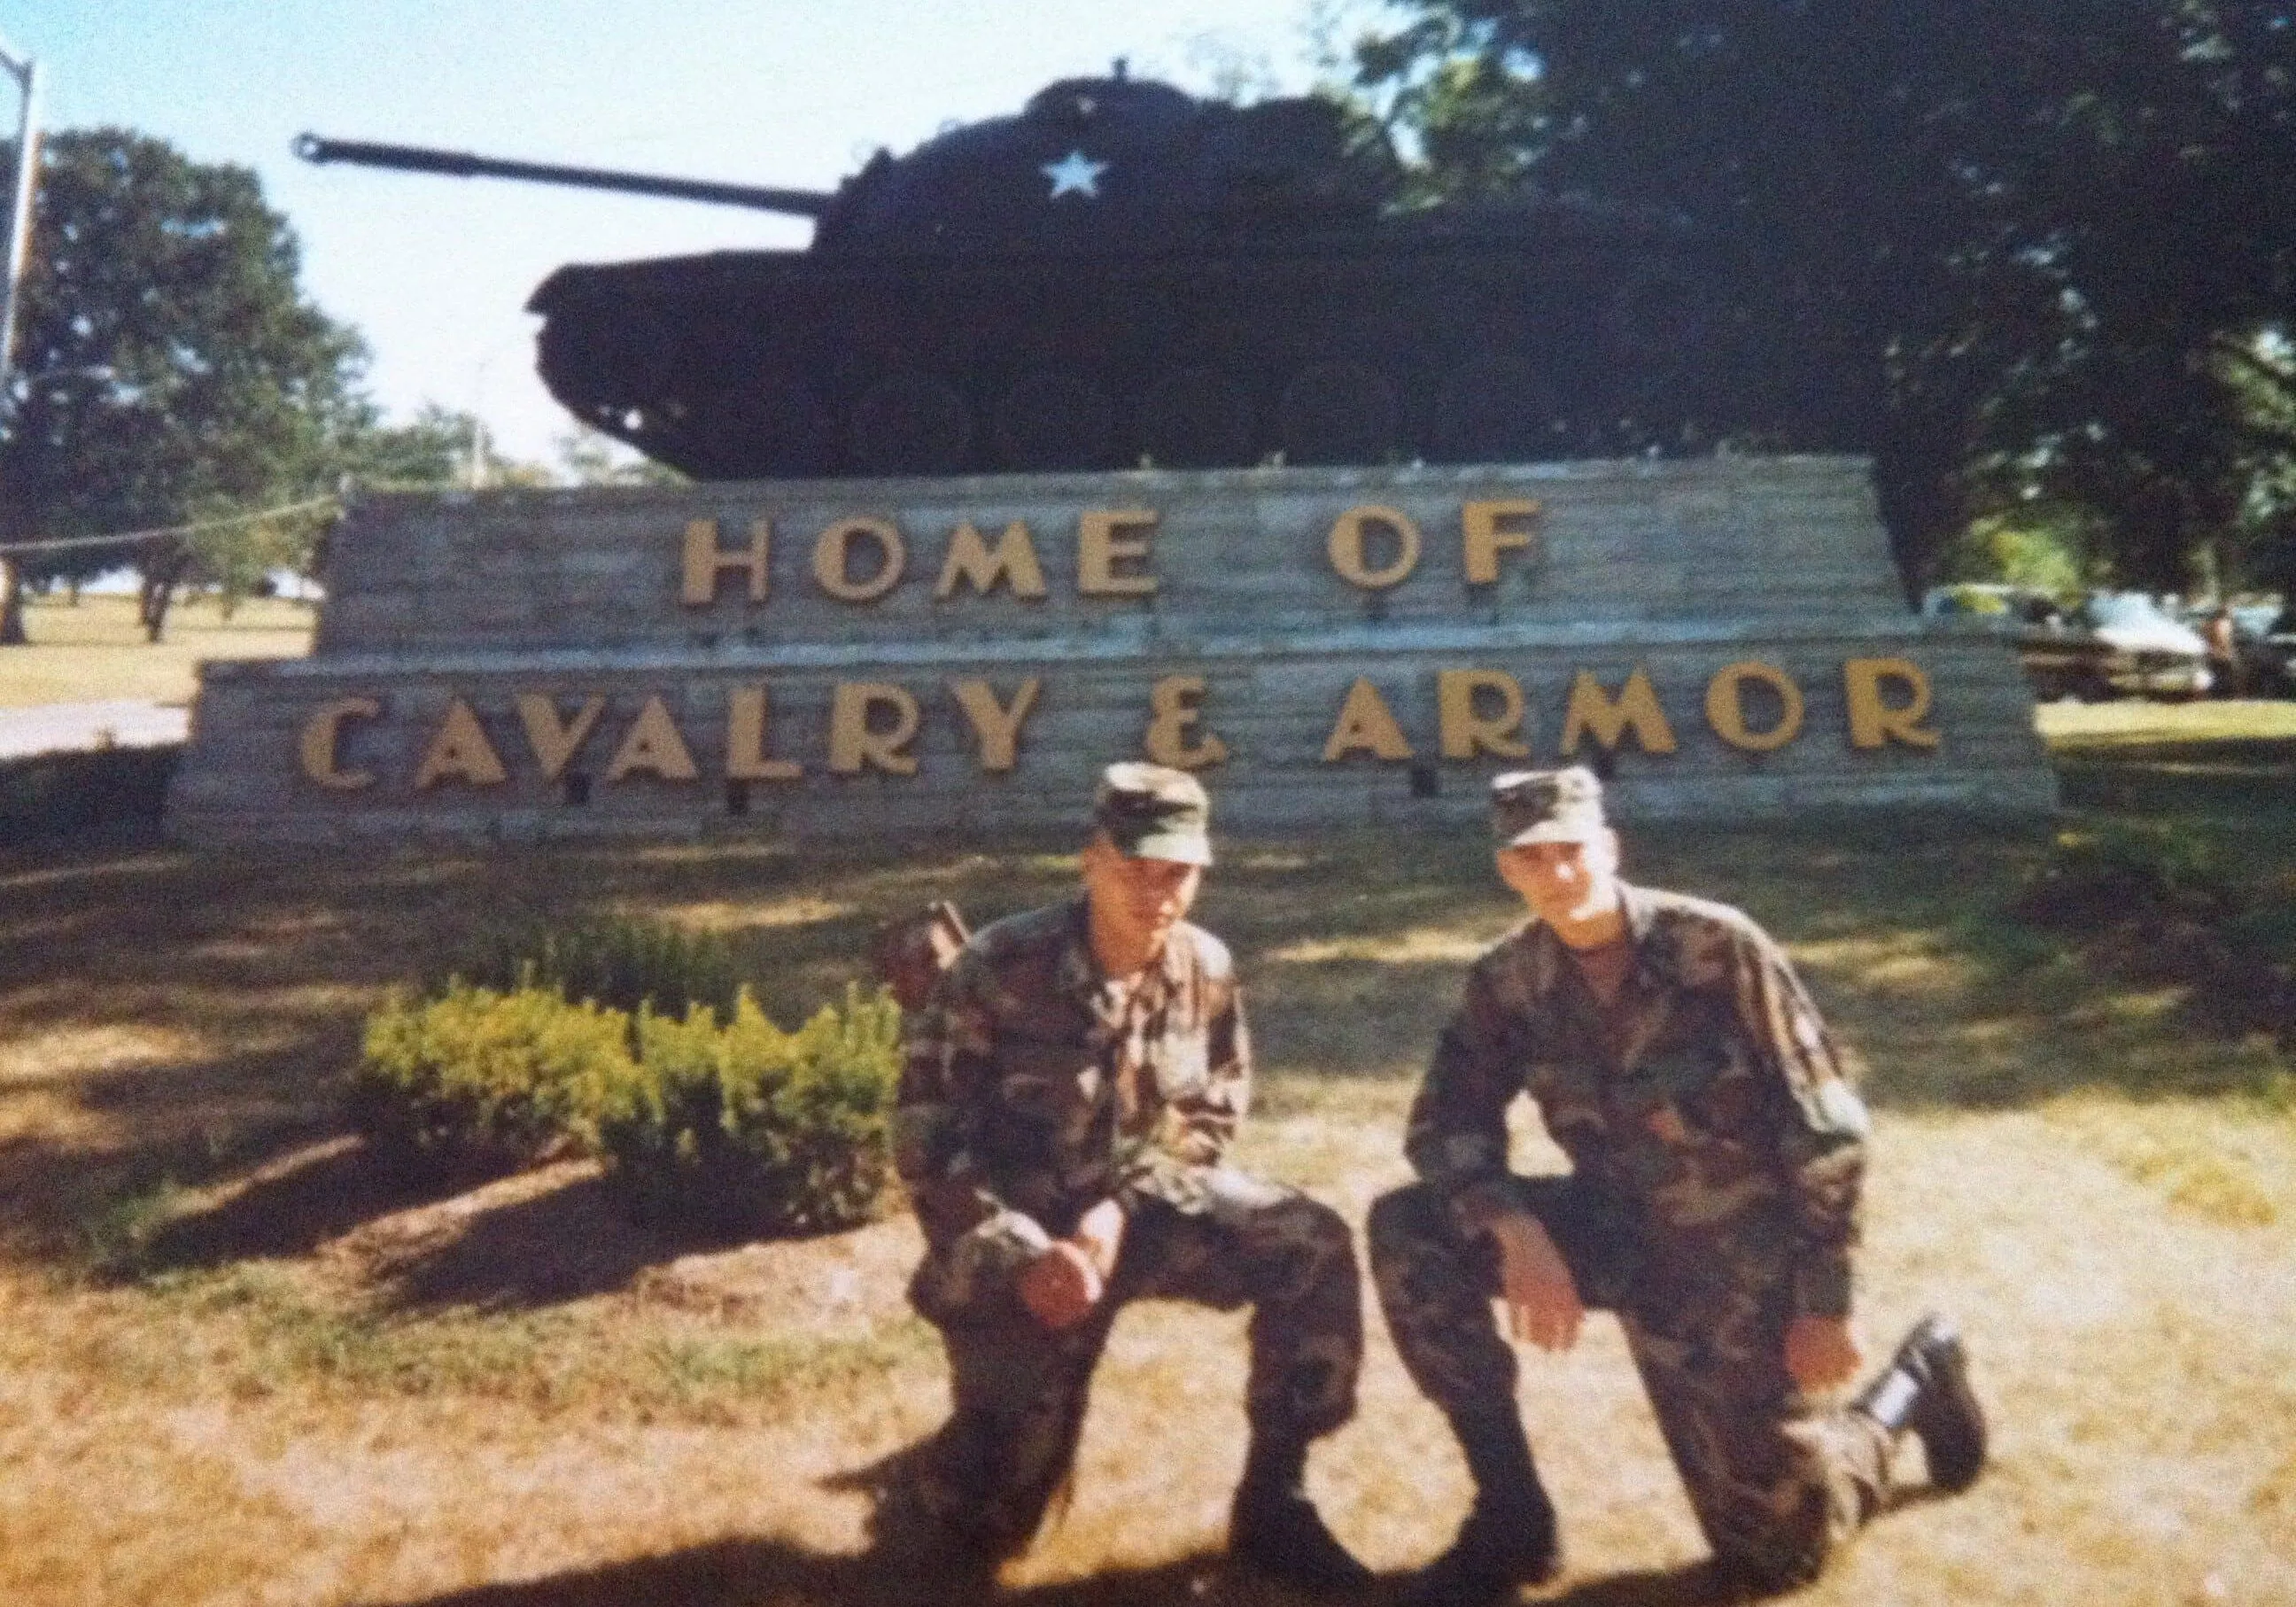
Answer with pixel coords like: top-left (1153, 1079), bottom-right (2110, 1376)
top-left (0, 592), bottom-right (313, 707)
top-left (66, 1254), bottom-right (939, 1421)
top-left (2037, 698), bottom-right (2296, 815)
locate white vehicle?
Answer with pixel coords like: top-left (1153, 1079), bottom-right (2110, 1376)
top-left (2051, 593), bottom-right (2213, 700)
top-left (1926, 586), bottom-right (2212, 700)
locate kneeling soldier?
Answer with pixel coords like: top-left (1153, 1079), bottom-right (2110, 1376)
top-left (896, 763), bottom-right (1368, 1590)
top-left (1369, 768), bottom-right (1986, 1601)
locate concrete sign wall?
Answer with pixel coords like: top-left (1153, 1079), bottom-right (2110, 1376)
top-left (166, 456), bottom-right (2055, 844)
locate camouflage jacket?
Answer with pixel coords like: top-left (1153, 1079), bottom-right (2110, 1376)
top-left (896, 897), bottom-right (1250, 1287)
top-left (1407, 883), bottom-right (1869, 1319)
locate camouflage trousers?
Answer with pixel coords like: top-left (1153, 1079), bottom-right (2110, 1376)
top-left (907, 1171), bottom-right (1361, 1555)
top-left (1369, 1175), bottom-right (1891, 1591)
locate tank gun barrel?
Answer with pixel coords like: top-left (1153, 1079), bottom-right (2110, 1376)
top-left (291, 134), bottom-right (834, 219)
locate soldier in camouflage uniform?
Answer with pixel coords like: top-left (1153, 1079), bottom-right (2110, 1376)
top-left (1369, 767), bottom-right (1987, 1602)
top-left (896, 762), bottom-right (1369, 1591)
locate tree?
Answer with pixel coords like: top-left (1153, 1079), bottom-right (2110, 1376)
top-left (1350, 2), bottom-right (2296, 594)
top-left (1994, 3), bottom-right (2296, 592)
top-left (0, 128), bottom-right (368, 640)
top-left (556, 427), bottom-right (686, 488)
top-left (339, 400), bottom-right (476, 489)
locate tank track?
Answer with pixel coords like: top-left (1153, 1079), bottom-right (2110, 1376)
top-left (529, 229), bottom-right (1720, 482)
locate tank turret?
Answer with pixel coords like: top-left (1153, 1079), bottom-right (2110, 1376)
top-left (299, 70), bottom-right (1718, 480)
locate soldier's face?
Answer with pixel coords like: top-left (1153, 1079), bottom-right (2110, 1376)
top-left (1081, 834), bottom-right (1203, 951)
top-left (1496, 830), bottom-right (1622, 924)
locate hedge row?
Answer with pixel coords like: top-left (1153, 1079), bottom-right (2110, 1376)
top-left (605, 989), bottom-right (902, 1236)
top-left (353, 982), bottom-right (632, 1178)
top-left (0, 745), bottom-right (178, 842)
top-left (441, 915), bottom-right (746, 1023)
top-left (354, 917), bottom-right (905, 1236)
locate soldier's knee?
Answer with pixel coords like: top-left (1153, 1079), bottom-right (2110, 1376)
top-left (1710, 1484), bottom-right (1842, 1595)
top-left (1269, 1192), bottom-right (1361, 1297)
top-left (1367, 1183), bottom-right (1447, 1277)
top-left (1291, 1192), bottom-right (1354, 1259)
top-left (1715, 1536), bottom-right (1835, 1597)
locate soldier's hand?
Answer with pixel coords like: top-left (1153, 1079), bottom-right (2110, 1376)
top-left (1489, 1210), bottom-right (1584, 1352)
top-left (1784, 1314), bottom-right (1862, 1390)
top-left (1070, 1197), bottom-right (1127, 1281)
top-left (1018, 1241), bottom-right (1105, 1329)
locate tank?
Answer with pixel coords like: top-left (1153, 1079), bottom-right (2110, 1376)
top-left (297, 69), bottom-right (1717, 481)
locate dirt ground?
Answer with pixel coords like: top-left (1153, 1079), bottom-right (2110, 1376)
top-left (1, 804), bottom-right (2292, 1606)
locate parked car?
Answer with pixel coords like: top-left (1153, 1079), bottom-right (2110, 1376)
top-left (2046, 593), bottom-right (2214, 700)
top-left (1926, 586), bottom-right (2213, 701)
top-left (1921, 583), bottom-right (2067, 626)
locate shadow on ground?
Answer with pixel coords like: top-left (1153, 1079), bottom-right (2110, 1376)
top-left (135, 1135), bottom-right (447, 1267)
top-left (368, 1544), bottom-right (1734, 1607)
top-left (368, 1542), bottom-right (1740, 1607)
top-left (368, 1427), bottom-right (1743, 1607)
top-left (120, 1136), bottom-right (791, 1312)
top-left (364, 1169), bottom-right (718, 1312)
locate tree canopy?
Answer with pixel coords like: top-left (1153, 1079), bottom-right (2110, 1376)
top-left (1352, 0), bottom-right (2296, 594)
top-left (0, 128), bottom-right (370, 637)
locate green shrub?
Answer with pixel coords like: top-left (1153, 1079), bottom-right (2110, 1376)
top-left (0, 746), bottom-right (179, 842)
top-left (597, 984), bottom-right (904, 1237)
top-left (2011, 825), bottom-right (2296, 1046)
top-left (2012, 822), bottom-right (2240, 930)
top-left (352, 983), bottom-right (635, 1177)
top-left (449, 914), bottom-right (742, 1022)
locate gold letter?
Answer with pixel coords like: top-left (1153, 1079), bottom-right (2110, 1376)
top-left (935, 521), bottom-right (1048, 601)
top-left (1843, 657), bottom-right (1941, 750)
top-left (515, 694), bottom-right (606, 781)
top-left (726, 687), bottom-right (802, 780)
top-left (829, 682), bottom-right (922, 775)
top-left (1559, 667), bottom-right (1679, 756)
top-left (605, 695), bottom-right (701, 782)
top-left (1462, 499), bottom-right (1543, 585)
top-left (1438, 670), bottom-right (1531, 760)
top-left (813, 516), bottom-right (906, 602)
top-left (1078, 508), bottom-right (1160, 596)
top-left (414, 697), bottom-right (508, 789)
top-left (1322, 678), bottom-right (1415, 762)
top-left (681, 517), bottom-right (771, 606)
top-left (1705, 662), bottom-right (1806, 752)
top-left (299, 696), bottom-right (380, 790)
top-left (950, 678), bottom-right (1041, 772)
top-left (1144, 675), bottom-right (1229, 769)
top-left (1326, 504), bottom-right (1422, 591)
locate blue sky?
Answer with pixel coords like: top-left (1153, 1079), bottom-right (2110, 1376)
top-left (10, 1), bottom-right (1385, 466)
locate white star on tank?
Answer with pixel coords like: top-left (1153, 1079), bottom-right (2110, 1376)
top-left (1041, 150), bottom-right (1109, 199)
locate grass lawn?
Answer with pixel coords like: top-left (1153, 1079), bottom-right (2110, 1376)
top-left (0, 592), bottom-right (315, 708)
top-left (2036, 698), bottom-right (2296, 816)
top-left (0, 718), bottom-right (2292, 1605)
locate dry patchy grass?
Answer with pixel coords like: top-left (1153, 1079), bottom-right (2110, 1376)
top-left (0, 593), bottom-right (314, 708)
top-left (1, 810), bottom-right (2292, 1606)
top-left (2037, 698), bottom-right (2296, 819)
top-left (2034, 699), bottom-right (2296, 749)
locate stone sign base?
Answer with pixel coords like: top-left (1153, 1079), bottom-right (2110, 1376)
top-left (167, 456), bottom-right (2054, 845)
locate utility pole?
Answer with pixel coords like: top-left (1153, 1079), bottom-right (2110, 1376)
top-left (0, 35), bottom-right (36, 644)
top-left (0, 35), bottom-right (40, 408)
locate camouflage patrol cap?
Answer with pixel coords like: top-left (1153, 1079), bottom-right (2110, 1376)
top-left (1093, 761), bottom-right (1213, 866)
top-left (1491, 765), bottom-right (1610, 847)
